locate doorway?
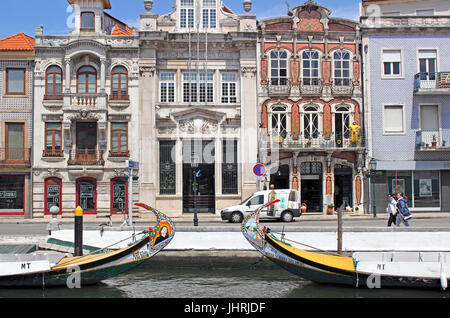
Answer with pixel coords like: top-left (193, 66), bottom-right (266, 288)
top-left (334, 164), bottom-right (353, 210)
top-left (182, 140), bottom-right (216, 214)
top-left (300, 162), bottom-right (323, 212)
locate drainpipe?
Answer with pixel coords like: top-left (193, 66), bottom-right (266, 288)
top-left (29, 60), bottom-right (35, 219)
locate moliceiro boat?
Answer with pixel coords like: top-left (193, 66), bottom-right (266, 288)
top-left (242, 200), bottom-right (450, 290)
top-left (0, 203), bottom-right (175, 288)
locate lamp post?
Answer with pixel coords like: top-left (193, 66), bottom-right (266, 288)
top-left (191, 152), bottom-right (200, 227)
top-left (369, 158), bottom-right (377, 217)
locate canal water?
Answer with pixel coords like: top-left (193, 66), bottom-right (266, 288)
top-left (0, 258), bottom-right (448, 299)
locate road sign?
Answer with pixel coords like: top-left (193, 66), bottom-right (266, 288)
top-left (253, 164), bottom-right (266, 177)
top-left (126, 160), bottom-right (139, 170)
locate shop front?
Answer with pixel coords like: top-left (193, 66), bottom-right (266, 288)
top-left (0, 175), bottom-right (25, 215)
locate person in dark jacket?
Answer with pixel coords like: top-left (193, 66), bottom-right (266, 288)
top-left (396, 192), bottom-right (412, 227)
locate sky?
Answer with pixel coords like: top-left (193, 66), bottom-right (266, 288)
top-left (0, 0), bottom-right (360, 39)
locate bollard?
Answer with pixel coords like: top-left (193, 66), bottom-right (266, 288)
top-left (74, 206), bottom-right (83, 256)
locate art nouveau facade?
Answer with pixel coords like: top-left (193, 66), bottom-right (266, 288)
top-left (257, 0), bottom-right (366, 214)
top-left (32, 0), bottom-right (140, 217)
top-left (138, 0), bottom-right (258, 216)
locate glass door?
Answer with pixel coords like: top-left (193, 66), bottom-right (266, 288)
top-left (6, 123), bottom-right (24, 162)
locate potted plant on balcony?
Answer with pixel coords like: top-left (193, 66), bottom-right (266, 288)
top-left (327, 204), bottom-right (334, 215)
top-left (431, 135), bottom-right (437, 147)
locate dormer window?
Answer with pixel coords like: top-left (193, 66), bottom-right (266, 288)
top-left (202, 0), bottom-right (216, 29)
top-left (180, 0), bottom-right (195, 29)
top-left (81, 12), bottom-right (95, 30)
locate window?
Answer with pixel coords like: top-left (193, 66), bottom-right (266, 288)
top-left (221, 72), bottom-right (237, 103)
top-left (111, 66), bottom-right (128, 100)
top-left (333, 51), bottom-right (351, 86)
top-left (418, 49), bottom-right (437, 85)
top-left (303, 105), bottom-right (319, 139)
top-left (183, 72), bottom-right (214, 103)
top-left (202, 0), bottom-right (216, 29)
top-left (76, 178), bottom-right (96, 214)
top-left (5, 123), bottom-right (24, 161)
top-left (383, 105), bottom-right (405, 134)
top-left (413, 171), bottom-right (440, 208)
top-left (45, 66), bottom-right (63, 99)
top-left (6, 68), bottom-right (25, 95)
top-left (110, 123), bottom-right (128, 156)
top-left (180, 0), bottom-right (194, 29)
top-left (160, 72), bottom-right (175, 103)
top-left (160, 141), bottom-right (176, 195)
top-left (271, 105), bottom-right (288, 138)
top-left (0, 175), bottom-right (25, 215)
top-left (81, 12), bottom-right (95, 29)
top-left (270, 50), bottom-right (288, 86)
top-left (382, 50), bottom-right (402, 77)
top-left (77, 66), bottom-right (97, 93)
top-left (45, 178), bottom-right (62, 215)
top-left (416, 9), bottom-right (434, 16)
top-left (302, 51), bottom-right (320, 85)
top-left (111, 178), bottom-right (127, 214)
top-left (45, 123), bottom-right (62, 156)
top-left (222, 140), bottom-right (238, 194)
top-left (248, 195), bottom-right (264, 206)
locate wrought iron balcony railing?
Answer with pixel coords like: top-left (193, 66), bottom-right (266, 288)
top-left (414, 72), bottom-right (450, 93)
top-left (262, 131), bottom-right (366, 150)
top-left (68, 148), bottom-right (105, 165)
top-left (267, 79), bottom-right (291, 96)
top-left (416, 130), bottom-right (450, 151)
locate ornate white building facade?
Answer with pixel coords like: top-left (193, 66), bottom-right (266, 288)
top-left (32, 0), bottom-right (140, 217)
top-left (138, 0), bottom-right (259, 216)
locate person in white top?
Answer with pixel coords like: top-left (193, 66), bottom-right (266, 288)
top-left (386, 194), bottom-right (398, 227)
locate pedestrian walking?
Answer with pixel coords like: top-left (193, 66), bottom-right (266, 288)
top-left (386, 194), bottom-right (398, 227)
top-left (396, 192), bottom-right (412, 227)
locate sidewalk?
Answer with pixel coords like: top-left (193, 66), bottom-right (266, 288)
top-left (1, 211), bottom-right (449, 224)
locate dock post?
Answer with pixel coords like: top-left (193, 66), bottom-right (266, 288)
top-left (337, 207), bottom-right (343, 255)
top-left (75, 206), bottom-right (83, 256)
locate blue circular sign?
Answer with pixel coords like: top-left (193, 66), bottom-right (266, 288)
top-left (253, 164), bottom-right (266, 177)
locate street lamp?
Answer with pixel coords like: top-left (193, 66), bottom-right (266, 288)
top-left (191, 152), bottom-right (200, 227)
top-left (369, 158), bottom-right (377, 217)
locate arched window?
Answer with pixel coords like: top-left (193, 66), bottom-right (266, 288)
top-left (77, 66), bottom-right (97, 93)
top-left (45, 66), bottom-right (63, 99)
top-left (270, 50), bottom-right (288, 86)
top-left (111, 66), bottom-right (128, 100)
top-left (271, 105), bottom-right (288, 138)
top-left (303, 105), bottom-right (319, 139)
top-left (45, 177), bottom-right (62, 215)
top-left (334, 51), bottom-right (351, 86)
top-left (302, 50), bottom-right (320, 85)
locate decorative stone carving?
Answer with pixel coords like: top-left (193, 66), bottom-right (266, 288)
top-left (241, 66), bottom-right (257, 78)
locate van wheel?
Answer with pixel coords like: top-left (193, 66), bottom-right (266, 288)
top-left (281, 211), bottom-right (294, 223)
top-left (230, 212), bottom-right (244, 224)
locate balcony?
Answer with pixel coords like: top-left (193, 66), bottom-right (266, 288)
top-left (68, 148), bottom-right (105, 166)
top-left (0, 148), bottom-right (31, 166)
top-left (300, 79), bottom-right (323, 96)
top-left (262, 131), bottom-right (365, 152)
top-left (331, 79), bottom-right (354, 97)
top-left (267, 79), bottom-right (291, 97)
top-left (65, 93), bottom-right (107, 110)
top-left (416, 130), bottom-right (450, 151)
top-left (414, 72), bottom-right (450, 95)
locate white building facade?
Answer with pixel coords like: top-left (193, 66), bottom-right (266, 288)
top-left (32, 0), bottom-right (140, 218)
top-left (138, 0), bottom-right (259, 216)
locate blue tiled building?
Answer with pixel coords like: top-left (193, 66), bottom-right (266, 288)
top-left (361, 0), bottom-right (450, 213)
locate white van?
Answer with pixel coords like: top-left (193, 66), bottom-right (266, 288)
top-left (220, 189), bottom-right (301, 223)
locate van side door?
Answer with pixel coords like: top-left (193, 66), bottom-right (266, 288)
top-left (245, 195), bottom-right (265, 214)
